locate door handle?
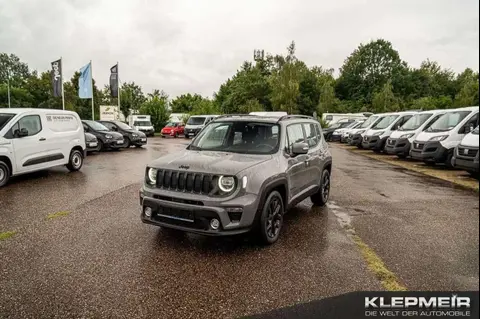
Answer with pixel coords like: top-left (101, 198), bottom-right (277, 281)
top-left (39, 137), bottom-right (46, 141)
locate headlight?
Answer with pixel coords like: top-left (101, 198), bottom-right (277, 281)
top-left (373, 131), bottom-right (385, 136)
top-left (105, 134), bottom-right (113, 139)
top-left (132, 134), bottom-right (138, 137)
top-left (147, 168), bottom-right (157, 185)
top-left (218, 176), bottom-right (235, 193)
top-left (429, 135), bottom-right (448, 142)
top-left (400, 133), bottom-right (415, 139)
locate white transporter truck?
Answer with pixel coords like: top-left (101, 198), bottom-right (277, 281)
top-left (128, 115), bottom-right (155, 137)
top-left (0, 108), bottom-right (86, 187)
top-left (452, 125), bottom-right (479, 177)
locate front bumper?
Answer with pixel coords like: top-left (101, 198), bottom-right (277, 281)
top-left (86, 141), bottom-right (100, 152)
top-left (139, 187), bottom-right (259, 236)
top-left (105, 138), bottom-right (125, 149)
top-left (132, 136), bottom-right (147, 145)
top-left (385, 138), bottom-right (411, 156)
top-left (362, 136), bottom-right (387, 151)
top-left (453, 146), bottom-right (479, 172)
top-left (139, 129), bottom-right (155, 136)
top-left (348, 133), bottom-right (362, 146)
top-left (184, 129), bottom-right (201, 138)
top-left (340, 135), bottom-right (349, 143)
top-left (409, 141), bottom-right (448, 163)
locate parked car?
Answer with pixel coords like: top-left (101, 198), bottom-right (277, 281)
top-left (452, 125), bottom-right (479, 177)
top-left (362, 111), bottom-right (417, 153)
top-left (98, 120), bottom-right (147, 148)
top-left (410, 106), bottom-right (479, 167)
top-left (0, 108), bottom-right (85, 187)
top-left (128, 115), bottom-right (155, 137)
top-left (348, 114), bottom-right (386, 148)
top-left (385, 109), bottom-right (449, 158)
top-left (323, 119), bottom-right (356, 141)
top-left (330, 120), bottom-right (365, 143)
top-left (139, 114), bottom-right (332, 245)
top-left (161, 121), bottom-right (185, 138)
top-left (184, 115), bottom-right (219, 138)
top-left (82, 120), bottom-right (125, 151)
top-left (85, 132), bottom-right (101, 153)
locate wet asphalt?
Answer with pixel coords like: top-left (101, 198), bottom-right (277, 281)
top-left (0, 138), bottom-right (478, 318)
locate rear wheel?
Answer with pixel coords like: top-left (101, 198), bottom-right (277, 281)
top-left (311, 169), bottom-right (331, 207)
top-left (258, 191), bottom-right (284, 245)
top-left (66, 150), bottom-right (83, 172)
top-left (0, 160), bottom-right (11, 187)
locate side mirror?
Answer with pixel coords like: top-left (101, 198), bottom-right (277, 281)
top-left (111, 126), bottom-right (117, 131)
top-left (291, 142), bottom-right (309, 156)
top-left (17, 128), bottom-right (29, 138)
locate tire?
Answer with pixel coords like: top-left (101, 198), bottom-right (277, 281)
top-left (98, 140), bottom-right (104, 151)
top-left (445, 150), bottom-right (454, 169)
top-left (311, 169), bottom-right (331, 207)
top-left (124, 137), bottom-right (131, 148)
top-left (258, 191), bottom-right (284, 245)
top-left (174, 132), bottom-right (178, 138)
top-left (468, 171), bottom-right (479, 179)
top-left (161, 135), bottom-right (165, 138)
top-left (135, 145), bottom-right (143, 148)
top-left (66, 150), bottom-right (84, 172)
top-left (0, 160), bottom-right (11, 187)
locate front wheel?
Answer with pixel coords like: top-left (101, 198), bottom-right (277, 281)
top-left (0, 160), bottom-right (11, 187)
top-left (445, 150), bottom-right (454, 169)
top-left (258, 191), bottom-right (284, 245)
top-left (124, 137), bottom-right (131, 148)
top-left (311, 169), bottom-right (331, 207)
top-left (66, 150), bottom-right (84, 172)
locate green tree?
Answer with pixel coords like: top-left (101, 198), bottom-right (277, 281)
top-left (317, 82), bottom-right (339, 115)
top-left (0, 53), bottom-right (30, 87)
top-left (171, 93), bottom-right (205, 113)
top-left (371, 80), bottom-right (399, 112)
top-left (140, 90), bottom-right (170, 131)
top-left (454, 78), bottom-right (479, 107)
top-left (120, 82), bottom-right (146, 119)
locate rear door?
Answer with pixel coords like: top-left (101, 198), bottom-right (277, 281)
top-left (303, 122), bottom-right (322, 189)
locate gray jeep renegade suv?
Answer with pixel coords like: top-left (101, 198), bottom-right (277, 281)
top-left (140, 114), bottom-right (332, 244)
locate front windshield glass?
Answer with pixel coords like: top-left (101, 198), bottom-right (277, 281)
top-left (188, 121), bottom-right (280, 154)
top-left (372, 115), bottom-right (399, 130)
top-left (473, 126), bottom-right (479, 135)
top-left (0, 113), bottom-right (15, 131)
top-left (187, 117), bottom-right (206, 125)
top-left (114, 121), bottom-right (132, 130)
top-left (426, 111), bottom-right (471, 132)
top-left (134, 121), bottom-right (152, 126)
top-left (84, 120), bottom-right (109, 131)
top-left (399, 113), bottom-right (433, 131)
top-left (359, 116), bottom-right (378, 128)
top-left (165, 122), bottom-right (178, 127)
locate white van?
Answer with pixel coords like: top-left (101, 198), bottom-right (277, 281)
top-left (452, 125), bottom-right (479, 176)
top-left (322, 112), bottom-right (370, 125)
top-left (0, 108), bottom-right (86, 187)
top-left (385, 109), bottom-right (450, 158)
top-left (410, 106), bottom-right (479, 167)
top-left (184, 115), bottom-right (219, 138)
top-left (348, 113), bottom-right (388, 147)
top-left (128, 115), bottom-right (155, 137)
top-left (362, 111), bottom-right (418, 152)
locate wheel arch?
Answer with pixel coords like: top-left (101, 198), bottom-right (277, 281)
top-left (0, 155), bottom-right (13, 176)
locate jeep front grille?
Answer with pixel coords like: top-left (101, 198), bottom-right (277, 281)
top-left (156, 170), bottom-right (216, 194)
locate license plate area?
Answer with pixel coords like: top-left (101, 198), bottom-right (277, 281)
top-left (117, 140), bottom-right (123, 144)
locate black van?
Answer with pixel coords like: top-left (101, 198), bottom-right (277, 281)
top-left (98, 120), bottom-right (147, 148)
top-left (82, 120), bottom-right (125, 151)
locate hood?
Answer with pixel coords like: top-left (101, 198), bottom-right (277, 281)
top-left (99, 131), bottom-right (124, 139)
top-left (460, 132), bottom-right (479, 148)
top-left (149, 150), bottom-right (272, 175)
top-left (390, 130), bottom-right (416, 140)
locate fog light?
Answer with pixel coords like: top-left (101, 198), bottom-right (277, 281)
top-left (210, 218), bottom-right (220, 230)
top-left (144, 207), bottom-right (152, 217)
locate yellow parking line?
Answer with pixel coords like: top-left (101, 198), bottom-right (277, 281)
top-left (46, 211), bottom-right (71, 220)
top-left (0, 231), bottom-right (17, 241)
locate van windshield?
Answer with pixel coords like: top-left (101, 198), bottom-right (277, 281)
top-left (0, 113), bottom-right (15, 131)
top-left (426, 111), bottom-right (471, 132)
top-left (372, 115), bottom-right (399, 130)
top-left (187, 117), bottom-right (206, 125)
top-left (134, 121), bottom-right (151, 126)
top-left (399, 113), bottom-right (433, 131)
top-left (359, 116), bottom-right (378, 128)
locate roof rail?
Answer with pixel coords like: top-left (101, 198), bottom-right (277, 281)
top-left (277, 114), bottom-right (316, 122)
top-left (213, 114), bottom-right (259, 120)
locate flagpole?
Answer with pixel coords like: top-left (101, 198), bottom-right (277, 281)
top-left (90, 60), bottom-right (94, 120)
top-left (117, 62), bottom-right (120, 120)
top-left (61, 57), bottom-right (65, 110)
top-left (6, 67), bottom-right (11, 108)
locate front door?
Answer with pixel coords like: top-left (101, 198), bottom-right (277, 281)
top-left (10, 114), bottom-right (54, 173)
top-left (285, 123), bottom-right (308, 200)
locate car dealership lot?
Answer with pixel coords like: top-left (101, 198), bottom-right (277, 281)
top-left (0, 138), bottom-right (478, 318)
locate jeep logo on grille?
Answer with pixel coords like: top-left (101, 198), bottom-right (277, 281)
top-left (179, 165), bottom-right (190, 169)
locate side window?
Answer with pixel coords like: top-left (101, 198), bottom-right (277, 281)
top-left (315, 123), bottom-right (322, 140)
top-left (286, 124), bottom-right (305, 153)
top-left (9, 115), bottom-right (42, 138)
top-left (303, 123), bottom-right (319, 148)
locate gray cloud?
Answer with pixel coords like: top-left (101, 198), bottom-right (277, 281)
top-left (0, 0), bottom-right (478, 98)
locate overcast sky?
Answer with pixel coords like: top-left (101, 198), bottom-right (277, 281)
top-left (0, 0), bottom-right (478, 98)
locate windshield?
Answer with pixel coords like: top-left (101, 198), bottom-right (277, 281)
top-left (165, 122), bottom-right (178, 127)
top-left (84, 120), bottom-right (109, 131)
top-left (426, 111), bottom-right (471, 132)
top-left (114, 121), bottom-right (133, 130)
top-left (0, 113), bottom-right (15, 131)
top-left (134, 121), bottom-right (152, 126)
top-left (346, 121), bottom-right (359, 129)
top-left (359, 116), bottom-right (378, 128)
top-left (188, 121), bottom-right (280, 154)
top-left (473, 126), bottom-right (479, 135)
top-left (187, 117), bottom-right (206, 125)
top-left (399, 113), bottom-right (433, 131)
top-left (372, 115), bottom-right (399, 130)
